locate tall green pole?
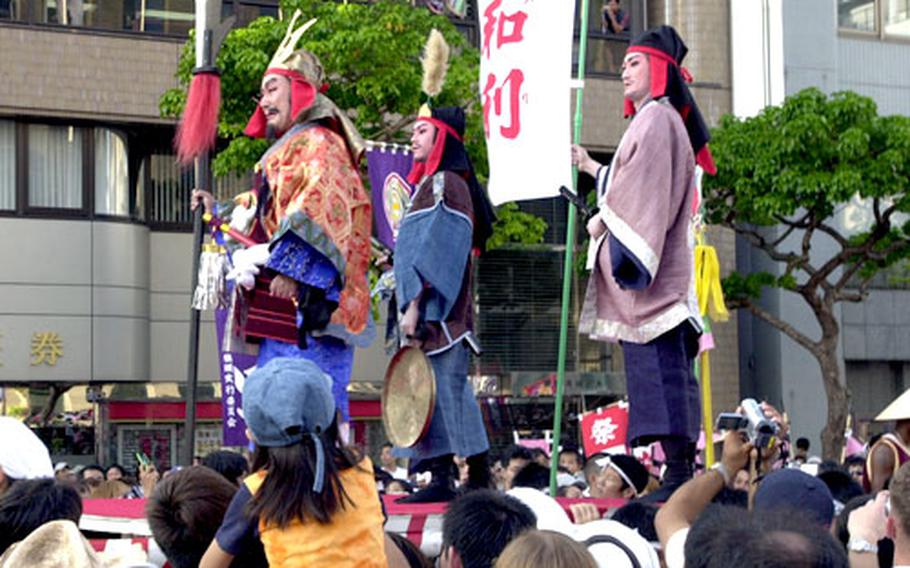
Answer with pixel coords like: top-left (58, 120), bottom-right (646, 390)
top-left (549, 0), bottom-right (590, 495)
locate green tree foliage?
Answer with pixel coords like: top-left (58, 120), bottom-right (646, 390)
top-left (159, 0), bottom-right (544, 248)
top-left (703, 88), bottom-right (910, 459)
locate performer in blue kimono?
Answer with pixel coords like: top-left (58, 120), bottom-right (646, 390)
top-left (392, 103), bottom-right (497, 503)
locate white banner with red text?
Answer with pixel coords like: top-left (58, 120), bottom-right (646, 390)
top-left (478, 0), bottom-right (574, 205)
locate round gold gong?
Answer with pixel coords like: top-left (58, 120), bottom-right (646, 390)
top-left (381, 346), bottom-right (436, 448)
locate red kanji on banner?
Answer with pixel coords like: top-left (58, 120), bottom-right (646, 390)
top-left (580, 403), bottom-right (629, 456)
top-left (482, 0), bottom-right (528, 59)
top-left (483, 68), bottom-right (525, 139)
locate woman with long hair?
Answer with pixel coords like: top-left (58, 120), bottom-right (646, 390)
top-left (200, 357), bottom-right (387, 567)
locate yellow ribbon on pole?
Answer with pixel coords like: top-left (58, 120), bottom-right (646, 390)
top-left (694, 232), bottom-right (728, 467)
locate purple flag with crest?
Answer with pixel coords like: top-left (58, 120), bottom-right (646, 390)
top-left (366, 144), bottom-right (414, 249)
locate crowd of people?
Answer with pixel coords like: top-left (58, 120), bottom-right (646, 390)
top-left (2, 390), bottom-right (910, 567)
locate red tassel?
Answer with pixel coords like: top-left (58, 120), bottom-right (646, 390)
top-left (175, 73), bottom-right (221, 165)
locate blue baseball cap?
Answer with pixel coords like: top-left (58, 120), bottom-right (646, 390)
top-left (243, 357), bottom-right (336, 447)
top-left (754, 468), bottom-right (835, 526)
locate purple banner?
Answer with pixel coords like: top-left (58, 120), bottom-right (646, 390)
top-left (366, 145), bottom-right (414, 250)
top-left (214, 306), bottom-right (256, 446)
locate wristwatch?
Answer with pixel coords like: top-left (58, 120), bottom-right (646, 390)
top-left (847, 537), bottom-right (878, 554)
top-left (710, 462), bottom-right (731, 486)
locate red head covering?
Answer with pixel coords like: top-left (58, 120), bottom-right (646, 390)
top-left (406, 116), bottom-right (463, 185)
top-left (243, 68), bottom-right (318, 139)
top-left (623, 26), bottom-right (716, 175)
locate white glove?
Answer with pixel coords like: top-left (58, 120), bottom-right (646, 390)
top-left (227, 244), bottom-right (270, 290)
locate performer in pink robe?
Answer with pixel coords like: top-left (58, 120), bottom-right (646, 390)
top-left (573, 25), bottom-right (716, 497)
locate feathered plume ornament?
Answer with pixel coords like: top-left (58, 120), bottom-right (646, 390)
top-left (421, 29), bottom-right (450, 100)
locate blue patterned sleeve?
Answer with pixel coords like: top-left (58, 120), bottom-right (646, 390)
top-left (266, 232), bottom-right (342, 302)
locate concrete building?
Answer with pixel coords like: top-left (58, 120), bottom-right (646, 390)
top-left (0, 0), bottom-right (741, 464)
top-left (731, 0), bottom-right (910, 450)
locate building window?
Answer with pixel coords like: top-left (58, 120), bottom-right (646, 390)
top-left (839, 0), bottom-right (910, 38)
top-left (884, 0), bottom-right (910, 34)
top-left (27, 124), bottom-right (84, 210)
top-left (95, 129), bottom-right (130, 216)
top-left (0, 120), bottom-right (14, 211)
top-left (148, 153), bottom-right (194, 225)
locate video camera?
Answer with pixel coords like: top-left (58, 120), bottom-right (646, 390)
top-left (715, 398), bottom-right (779, 451)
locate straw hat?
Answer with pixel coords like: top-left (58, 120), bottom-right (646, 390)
top-left (876, 388), bottom-right (910, 421)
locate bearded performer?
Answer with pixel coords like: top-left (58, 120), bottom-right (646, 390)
top-left (387, 32), bottom-right (497, 503)
top-left (193, 13), bottom-right (372, 428)
top-left (572, 25), bottom-right (717, 496)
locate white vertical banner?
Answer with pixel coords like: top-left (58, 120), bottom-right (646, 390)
top-left (479, 0), bottom-right (574, 206)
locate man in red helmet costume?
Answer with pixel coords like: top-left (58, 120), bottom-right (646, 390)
top-left (193, 13), bottom-right (373, 431)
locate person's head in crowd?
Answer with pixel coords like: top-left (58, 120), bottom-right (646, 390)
top-left (610, 501), bottom-right (659, 543)
top-left (684, 505), bottom-right (848, 568)
top-left (501, 446), bottom-right (533, 491)
top-left (585, 454), bottom-right (649, 499)
top-left (386, 479), bottom-right (413, 495)
top-left (0, 417), bottom-right (53, 496)
top-left (512, 462), bottom-right (550, 492)
top-left (556, 481), bottom-right (586, 499)
top-left (843, 455), bottom-right (865, 486)
top-left (53, 462), bottom-right (75, 484)
top-left (712, 486), bottom-right (749, 508)
top-left (380, 442), bottom-right (398, 471)
top-left (438, 489), bottom-right (536, 568)
top-left (105, 464), bottom-right (125, 482)
top-left (753, 468), bottom-right (836, 528)
top-left (146, 465), bottom-right (265, 568)
top-left (818, 469), bottom-right (863, 515)
top-left (890, 462), bottom-right (910, 559)
top-left (529, 448), bottom-right (549, 468)
top-left (202, 450), bottom-right (249, 486)
top-left (733, 468), bottom-right (750, 492)
top-left (79, 465), bottom-right (105, 488)
top-left (794, 437), bottom-right (810, 462)
top-left (385, 532), bottom-right (432, 568)
top-left (0, 519), bottom-right (103, 568)
top-left (558, 448), bottom-right (584, 475)
top-left (494, 529), bottom-right (597, 568)
top-left (89, 479), bottom-right (131, 499)
top-left (0, 478), bottom-right (82, 555)
top-left (245, 359), bottom-right (359, 523)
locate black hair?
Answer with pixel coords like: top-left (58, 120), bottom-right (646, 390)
top-left (796, 437), bottom-right (811, 451)
top-left (146, 466), bottom-right (267, 568)
top-left (685, 505), bottom-right (847, 568)
top-left (511, 463), bottom-right (550, 491)
top-left (387, 531), bottom-right (433, 568)
top-left (501, 445), bottom-right (534, 468)
top-left (843, 455), bottom-right (865, 468)
top-left (441, 490), bottom-right (536, 568)
top-left (712, 486), bottom-right (749, 508)
top-left (202, 450), bottom-right (249, 486)
top-left (528, 448), bottom-right (548, 461)
top-left (818, 469), bottom-right (863, 504)
top-left (611, 501), bottom-right (658, 542)
top-left (80, 464), bottom-right (105, 476)
top-left (106, 463), bottom-right (127, 477)
top-left (247, 417), bottom-right (361, 528)
top-left (0, 478), bottom-right (82, 554)
top-left (559, 447), bottom-right (584, 462)
top-left (381, 442), bottom-right (394, 450)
